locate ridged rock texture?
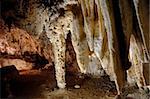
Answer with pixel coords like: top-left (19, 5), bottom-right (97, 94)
top-left (0, 0), bottom-right (149, 97)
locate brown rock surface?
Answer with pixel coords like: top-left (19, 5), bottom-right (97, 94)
top-left (0, 19), bottom-right (50, 69)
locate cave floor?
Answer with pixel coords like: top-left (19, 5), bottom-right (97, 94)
top-left (9, 67), bottom-right (149, 99)
top-left (9, 67), bottom-right (116, 99)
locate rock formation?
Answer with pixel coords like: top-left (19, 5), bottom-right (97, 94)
top-left (0, 0), bottom-right (149, 98)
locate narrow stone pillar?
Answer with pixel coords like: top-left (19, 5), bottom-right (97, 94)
top-left (47, 19), bottom-right (67, 88)
top-left (47, 13), bottom-right (72, 89)
top-left (52, 33), bottom-right (66, 88)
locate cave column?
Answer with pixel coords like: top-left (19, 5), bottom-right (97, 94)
top-left (99, 0), bottom-right (126, 95)
top-left (48, 30), bottom-right (66, 88)
top-left (53, 33), bottom-right (66, 88)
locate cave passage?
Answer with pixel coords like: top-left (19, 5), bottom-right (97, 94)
top-left (0, 0), bottom-right (150, 99)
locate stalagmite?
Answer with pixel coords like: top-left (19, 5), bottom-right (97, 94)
top-left (129, 35), bottom-right (146, 87)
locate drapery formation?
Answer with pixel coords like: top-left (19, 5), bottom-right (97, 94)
top-left (66, 0), bottom-right (149, 95)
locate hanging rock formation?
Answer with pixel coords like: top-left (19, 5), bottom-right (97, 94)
top-left (65, 0), bottom-right (150, 97)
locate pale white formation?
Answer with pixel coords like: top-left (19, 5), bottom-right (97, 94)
top-left (51, 33), bottom-right (66, 88)
top-left (68, 0), bottom-right (109, 75)
top-left (47, 13), bottom-right (73, 88)
top-left (128, 36), bottom-right (146, 87)
top-left (19, 0), bottom-right (69, 89)
top-left (80, 0), bottom-right (95, 51)
top-left (87, 53), bottom-right (104, 76)
top-left (74, 85), bottom-right (80, 89)
top-left (69, 2), bottom-right (90, 74)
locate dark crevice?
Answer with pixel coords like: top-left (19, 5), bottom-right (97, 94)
top-left (112, 0), bottom-right (131, 70)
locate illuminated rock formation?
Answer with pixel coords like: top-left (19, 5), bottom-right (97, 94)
top-left (0, 0), bottom-right (149, 98)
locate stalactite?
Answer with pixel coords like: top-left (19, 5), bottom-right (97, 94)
top-left (69, 3), bottom-right (90, 74)
top-left (94, 0), bottom-right (110, 75)
top-left (99, 0), bottom-right (126, 95)
top-left (80, 0), bottom-right (95, 51)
